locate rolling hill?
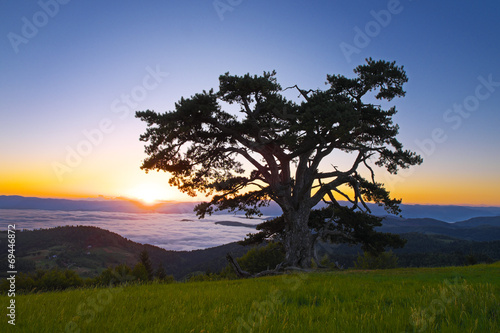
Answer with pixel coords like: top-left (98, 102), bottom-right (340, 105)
top-left (0, 226), bottom-right (251, 280)
top-left (2, 222), bottom-right (499, 280)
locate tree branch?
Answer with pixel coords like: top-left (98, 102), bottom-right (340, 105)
top-left (283, 84), bottom-right (313, 101)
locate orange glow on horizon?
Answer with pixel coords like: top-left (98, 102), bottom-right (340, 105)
top-left (1, 165), bottom-right (499, 207)
top-left (387, 178), bottom-right (500, 207)
top-left (1, 186), bottom-right (499, 207)
top-left (124, 183), bottom-right (175, 205)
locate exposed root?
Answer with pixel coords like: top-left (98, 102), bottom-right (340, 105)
top-left (226, 253), bottom-right (251, 278)
top-left (226, 253), bottom-right (313, 279)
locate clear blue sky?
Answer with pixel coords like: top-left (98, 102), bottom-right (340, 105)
top-left (1, 0), bottom-right (499, 205)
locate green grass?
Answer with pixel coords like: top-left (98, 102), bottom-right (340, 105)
top-left (2, 263), bottom-right (499, 332)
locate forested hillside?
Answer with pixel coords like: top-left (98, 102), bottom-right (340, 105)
top-left (2, 225), bottom-right (499, 280)
top-left (0, 226), bottom-right (250, 279)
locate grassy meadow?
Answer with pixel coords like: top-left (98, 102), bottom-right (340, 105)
top-left (2, 262), bottom-right (499, 332)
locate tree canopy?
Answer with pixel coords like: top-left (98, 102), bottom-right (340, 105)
top-left (136, 58), bottom-right (422, 268)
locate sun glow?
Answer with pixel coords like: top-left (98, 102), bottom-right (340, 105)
top-left (125, 183), bottom-right (172, 205)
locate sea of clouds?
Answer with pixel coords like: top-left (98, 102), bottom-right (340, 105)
top-left (0, 209), bottom-right (271, 251)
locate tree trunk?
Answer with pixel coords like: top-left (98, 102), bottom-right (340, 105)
top-left (282, 207), bottom-right (313, 268)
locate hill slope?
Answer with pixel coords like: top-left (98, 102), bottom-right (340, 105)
top-left (2, 225), bottom-right (500, 280)
top-left (0, 226), bottom-right (250, 279)
top-left (1, 263), bottom-right (498, 332)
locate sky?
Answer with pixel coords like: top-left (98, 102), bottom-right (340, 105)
top-left (1, 0), bottom-right (499, 206)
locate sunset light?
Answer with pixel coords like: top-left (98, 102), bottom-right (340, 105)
top-left (1, 2), bottom-right (499, 331)
top-left (1, 0), bottom-right (499, 206)
top-left (125, 183), bottom-right (173, 205)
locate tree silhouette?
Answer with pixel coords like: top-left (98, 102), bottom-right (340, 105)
top-left (139, 250), bottom-right (154, 280)
top-left (136, 58), bottom-right (422, 269)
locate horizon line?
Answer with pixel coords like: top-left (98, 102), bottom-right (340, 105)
top-left (1, 194), bottom-right (500, 208)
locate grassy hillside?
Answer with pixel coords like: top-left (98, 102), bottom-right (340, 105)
top-left (2, 263), bottom-right (498, 332)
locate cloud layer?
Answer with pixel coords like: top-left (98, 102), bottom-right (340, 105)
top-left (0, 209), bottom-right (267, 251)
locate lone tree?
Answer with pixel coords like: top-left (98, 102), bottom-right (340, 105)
top-left (139, 250), bottom-right (154, 281)
top-left (136, 58), bottom-right (422, 269)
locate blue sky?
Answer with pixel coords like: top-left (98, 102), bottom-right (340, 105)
top-left (1, 0), bottom-right (499, 205)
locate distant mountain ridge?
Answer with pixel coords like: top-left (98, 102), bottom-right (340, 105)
top-left (377, 216), bottom-right (500, 242)
top-left (1, 195), bottom-right (500, 222)
top-left (372, 205), bottom-right (500, 222)
top-left (0, 195), bottom-right (198, 214)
